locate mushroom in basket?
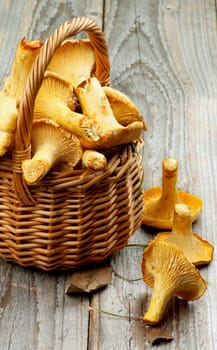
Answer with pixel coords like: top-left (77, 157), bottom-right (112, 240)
top-left (142, 158), bottom-right (203, 229)
top-left (22, 118), bottom-right (82, 184)
top-left (0, 37), bottom-right (43, 156)
top-left (141, 240), bottom-right (207, 325)
top-left (75, 77), bottom-right (144, 149)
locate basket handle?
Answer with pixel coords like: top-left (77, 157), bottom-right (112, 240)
top-left (12, 16), bottom-right (110, 205)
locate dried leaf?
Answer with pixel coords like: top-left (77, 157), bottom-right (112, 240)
top-left (66, 266), bottom-right (113, 294)
top-left (146, 326), bottom-right (174, 345)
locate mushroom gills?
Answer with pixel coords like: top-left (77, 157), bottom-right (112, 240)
top-left (103, 85), bottom-right (147, 130)
top-left (141, 240), bottom-right (207, 325)
top-left (47, 39), bottom-right (96, 88)
top-left (22, 118), bottom-right (82, 184)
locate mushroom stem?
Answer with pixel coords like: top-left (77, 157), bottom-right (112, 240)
top-left (22, 143), bottom-right (60, 184)
top-left (0, 93), bottom-right (18, 155)
top-left (81, 150), bottom-right (107, 170)
top-left (0, 130), bottom-right (13, 156)
top-left (3, 37), bottom-right (43, 101)
top-left (76, 77), bottom-right (121, 132)
top-left (159, 158), bottom-right (179, 215)
top-left (0, 38), bottom-right (43, 156)
top-left (39, 100), bottom-right (101, 142)
top-left (143, 280), bottom-right (173, 325)
top-left (143, 158), bottom-right (179, 226)
top-left (155, 204), bottom-right (214, 265)
top-left (172, 204), bottom-right (192, 235)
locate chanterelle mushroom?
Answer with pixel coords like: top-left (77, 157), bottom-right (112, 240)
top-left (142, 240), bottom-right (207, 325)
top-left (142, 158), bottom-right (203, 229)
top-left (75, 77), bottom-right (143, 149)
top-left (22, 118), bottom-right (82, 184)
top-left (155, 204), bottom-right (214, 265)
top-left (103, 86), bottom-right (147, 131)
top-left (46, 39), bottom-right (96, 88)
top-left (2, 37), bottom-right (43, 101)
top-left (81, 150), bottom-right (107, 171)
top-left (33, 76), bottom-right (102, 146)
top-left (0, 37), bottom-right (43, 155)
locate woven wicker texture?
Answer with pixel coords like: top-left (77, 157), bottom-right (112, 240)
top-left (0, 17), bottom-right (144, 270)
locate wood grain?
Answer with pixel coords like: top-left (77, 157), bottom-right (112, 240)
top-left (0, 0), bottom-right (217, 349)
top-left (97, 1), bottom-right (217, 349)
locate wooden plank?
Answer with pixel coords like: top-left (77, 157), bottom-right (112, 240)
top-left (0, 0), bottom-right (104, 80)
top-left (88, 1), bottom-right (217, 349)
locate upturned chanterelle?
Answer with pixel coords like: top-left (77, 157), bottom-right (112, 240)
top-left (141, 240), bottom-right (207, 325)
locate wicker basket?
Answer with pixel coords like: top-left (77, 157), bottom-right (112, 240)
top-left (0, 17), bottom-right (144, 271)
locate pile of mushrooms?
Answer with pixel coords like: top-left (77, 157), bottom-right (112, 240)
top-left (0, 37), bottom-right (147, 184)
top-left (141, 158), bottom-right (214, 325)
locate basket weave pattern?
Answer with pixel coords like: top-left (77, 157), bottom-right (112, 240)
top-left (0, 17), bottom-right (144, 270)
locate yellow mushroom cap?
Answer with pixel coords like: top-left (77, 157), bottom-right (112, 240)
top-left (34, 75), bottom-right (76, 114)
top-left (142, 158), bottom-right (203, 229)
top-left (141, 240), bottom-right (207, 325)
top-left (103, 86), bottom-right (147, 131)
top-left (47, 39), bottom-right (96, 88)
top-left (155, 204), bottom-right (214, 265)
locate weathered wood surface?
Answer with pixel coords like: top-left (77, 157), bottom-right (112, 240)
top-left (0, 0), bottom-right (217, 349)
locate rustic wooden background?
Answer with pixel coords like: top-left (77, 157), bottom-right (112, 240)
top-left (0, 0), bottom-right (217, 349)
